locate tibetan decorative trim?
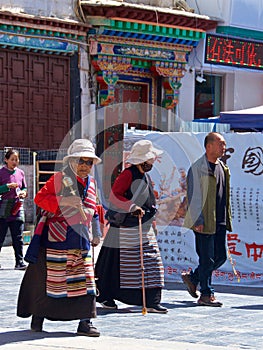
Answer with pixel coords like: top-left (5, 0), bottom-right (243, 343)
top-left (88, 16), bottom-right (204, 110)
top-left (0, 11), bottom-right (90, 36)
top-left (152, 61), bottom-right (185, 110)
top-left (0, 24), bottom-right (85, 42)
top-left (0, 11), bottom-right (89, 54)
top-left (91, 34), bottom-right (193, 51)
top-left (99, 71), bottom-right (118, 106)
top-left (162, 77), bottom-right (182, 110)
top-left (96, 56), bottom-right (132, 72)
top-left (89, 37), bottom-right (190, 64)
top-left (108, 19), bottom-right (205, 41)
top-left (93, 55), bottom-right (133, 106)
top-left (153, 61), bottom-right (186, 78)
top-left (0, 33), bottom-right (78, 54)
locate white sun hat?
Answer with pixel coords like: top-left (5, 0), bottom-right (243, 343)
top-left (63, 139), bottom-right (102, 164)
top-left (126, 139), bottom-right (163, 165)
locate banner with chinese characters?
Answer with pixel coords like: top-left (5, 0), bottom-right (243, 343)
top-left (143, 132), bottom-right (263, 287)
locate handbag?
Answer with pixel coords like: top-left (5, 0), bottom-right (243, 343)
top-left (105, 174), bottom-right (149, 226)
top-left (105, 209), bottom-right (128, 226)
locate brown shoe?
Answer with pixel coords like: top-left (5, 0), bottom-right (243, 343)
top-left (181, 272), bottom-right (198, 298)
top-left (198, 295), bottom-right (223, 307)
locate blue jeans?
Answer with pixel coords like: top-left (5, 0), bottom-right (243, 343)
top-left (0, 219), bottom-right (24, 264)
top-left (190, 225), bottom-right (227, 296)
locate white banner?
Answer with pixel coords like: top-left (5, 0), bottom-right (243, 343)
top-left (143, 132), bottom-right (263, 287)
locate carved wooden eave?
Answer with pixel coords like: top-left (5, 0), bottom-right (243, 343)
top-left (79, 0), bottom-right (218, 31)
top-left (0, 10), bottom-right (91, 55)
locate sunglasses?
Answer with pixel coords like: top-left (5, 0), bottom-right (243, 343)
top-left (74, 159), bottom-right (93, 166)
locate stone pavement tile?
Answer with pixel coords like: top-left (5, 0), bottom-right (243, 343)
top-left (0, 329), bottom-right (238, 350)
top-left (1, 246), bottom-right (263, 350)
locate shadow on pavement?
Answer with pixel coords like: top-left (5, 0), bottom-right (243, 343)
top-left (163, 301), bottom-right (199, 309)
top-left (97, 300), bottom-right (198, 315)
top-left (165, 282), bottom-right (263, 296)
top-left (232, 304), bottom-right (263, 310)
top-left (0, 330), bottom-right (76, 347)
top-left (97, 307), bottom-right (134, 315)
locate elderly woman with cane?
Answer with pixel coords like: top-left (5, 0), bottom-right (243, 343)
top-left (95, 139), bottom-right (167, 314)
top-left (17, 139), bottom-right (102, 336)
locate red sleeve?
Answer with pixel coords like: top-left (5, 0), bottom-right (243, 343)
top-left (96, 204), bottom-right (105, 224)
top-left (109, 169), bottom-right (134, 212)
top-left (34, 172), bottom-right (63, 214)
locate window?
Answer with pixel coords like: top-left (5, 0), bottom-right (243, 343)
top-left (194, 74), bottom-right (222, 119)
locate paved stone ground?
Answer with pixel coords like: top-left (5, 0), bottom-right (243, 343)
top-left (0, 245), bottom-right (263, 350)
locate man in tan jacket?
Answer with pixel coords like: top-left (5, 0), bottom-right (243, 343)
top-left (182, 132), bottom-right (232, 307)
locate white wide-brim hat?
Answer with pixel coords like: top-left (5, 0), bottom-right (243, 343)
top-left (63, 139), bottom-right (102, 164)
top-left (126, 139), bottom-right (163, 165)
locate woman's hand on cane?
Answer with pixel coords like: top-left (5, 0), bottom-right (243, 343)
top-left (131, 205), bottom-right (145, 217)
top-left (91, 236), bottom-right (100, 247)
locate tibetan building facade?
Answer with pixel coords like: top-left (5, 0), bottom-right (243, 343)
top-left (0, 1), bottom-right (218, 150)
top-left (82, 1), bottom-right (217, 119)
top-left (0, 1), bottom-right (217, 199)
top-left (77, 0), bottom-right (217, 194)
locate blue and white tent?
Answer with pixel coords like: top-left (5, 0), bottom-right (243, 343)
top-left (220, 105), bottom-right (263, 131)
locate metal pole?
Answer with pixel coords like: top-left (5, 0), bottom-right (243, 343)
top-left (139, 215), bottom-right (147, 316)
top-left (32, 152), bottom-right (37, 221)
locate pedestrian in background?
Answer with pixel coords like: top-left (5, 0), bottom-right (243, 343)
top-left (95, 140), bottom-right (167, 314)
top-left (0, 149), bottom-right (27, 270)
top-left (17, 139), bottom-right (102, 336)
top-left (183, 132), bottom-right (232, 306)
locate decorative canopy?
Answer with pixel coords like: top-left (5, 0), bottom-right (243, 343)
top-left (0, 11), bottom-right (90, 55)
top-left (82, 1), bottom-right (218, 108)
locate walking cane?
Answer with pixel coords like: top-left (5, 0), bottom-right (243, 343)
top-left (227, 247), bottom-right (240, 283)
top-left (92, 243), bottom-right (100, 297)
top-left (139, 215), bottom-right (147, 316)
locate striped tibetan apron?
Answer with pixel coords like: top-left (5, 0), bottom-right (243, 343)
top-left (46, 248), bottom-right (96, 298)
top-left (119, 226), bottom-right (164, 289)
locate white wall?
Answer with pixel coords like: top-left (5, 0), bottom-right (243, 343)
top-left (230, 0), bottom-right (263, 31)
top-left (178, 70), bottom-right (195, 121)
top-left (0, 0), bottom-right (77, 19)
top-left (187, 0), bottom-right (263, 30)
top-left (186, 0), bottom-right (230, 20)
top-left (222, 71), bottom-right (263, 111)
top-left (232, 72), bottom-right (263, 110)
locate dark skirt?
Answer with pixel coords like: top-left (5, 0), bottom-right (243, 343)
top-left (17, 247), bottom-right (96, 321)
top-left (95, 226), bottom-right (162, 307)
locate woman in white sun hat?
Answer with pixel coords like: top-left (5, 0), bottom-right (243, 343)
top-left (95, 139), bottom-right (167, 314)
top-left (17, 139), bottom-right (102, 336)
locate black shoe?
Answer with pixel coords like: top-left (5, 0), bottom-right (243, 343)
top-left (15, 262), bottom-right (27, 270)
top-left (77, 321), bottom-right (100, 337)
top-left (31, 316), bottom-right (44, 332)
top-left (100, 300), bottom-right (118, 309)
top-left (147, 304), bottom-right (168, 314)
